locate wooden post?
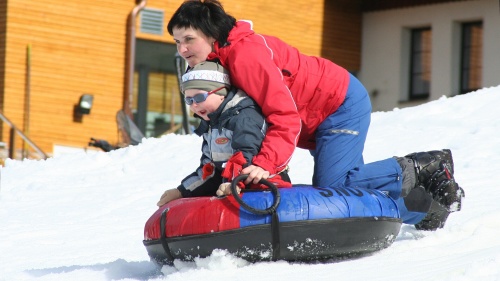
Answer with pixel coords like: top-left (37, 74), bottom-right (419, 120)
top-left (23, 44), bottom-right (31, 158)
top-left (9, 128), bottom-right (15, 160)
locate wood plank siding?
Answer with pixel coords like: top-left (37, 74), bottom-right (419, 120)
top-left (322, 0), bottom-right (362, 73)
top-left (0, 0), bottom-right (6, 115)
top-left (138, 0), bottom-right (354, 64)
top-left (1, 1), bottom-right (132, 154)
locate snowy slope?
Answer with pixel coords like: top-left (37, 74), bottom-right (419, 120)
top-left (1, 86), bottom-right (499, 281)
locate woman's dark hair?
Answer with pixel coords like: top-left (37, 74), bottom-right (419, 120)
top-left (167, 0), bottom-right (236, 46)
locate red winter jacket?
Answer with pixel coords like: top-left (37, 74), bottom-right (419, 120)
top-left (208, 20), bottom-right (349, 175)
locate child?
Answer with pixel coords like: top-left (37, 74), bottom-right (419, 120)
top-left (157, 61), bottom-right (290, 206)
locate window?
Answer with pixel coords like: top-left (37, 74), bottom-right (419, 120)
top-left (460, 21), bottom-right (482, 94)
top-left (409, 28), bottom-right (432, 100)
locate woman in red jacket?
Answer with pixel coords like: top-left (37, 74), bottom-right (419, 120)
top-left (166, 0), bottom-right (464, 230)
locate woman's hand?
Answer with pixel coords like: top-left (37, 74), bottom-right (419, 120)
top-left (241, 165), bottom-right (270, 185)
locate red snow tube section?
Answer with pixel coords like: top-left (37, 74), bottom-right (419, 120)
top-left (143, 175), bottom-right (402, 265)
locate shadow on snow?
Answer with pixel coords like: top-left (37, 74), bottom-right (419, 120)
top-left (25, 258), bottom-right (161, 280)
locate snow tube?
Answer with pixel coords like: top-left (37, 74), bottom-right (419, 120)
top-left (143, 175), bottom-right (402, 265)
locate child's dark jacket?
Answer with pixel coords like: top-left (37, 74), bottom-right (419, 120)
top-left (177, 88), bottom-right (267, 197)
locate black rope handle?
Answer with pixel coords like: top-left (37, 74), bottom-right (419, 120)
top-left (230, 174), bottom-right (281, 215)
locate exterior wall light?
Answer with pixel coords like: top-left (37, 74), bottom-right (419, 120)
top-left (77, 94), bottom-right (94, 115)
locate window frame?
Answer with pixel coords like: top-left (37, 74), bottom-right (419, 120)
top-left (459, 21), bottom-right (483, 95)
top-left (409, 27), bottom-right (432, 100)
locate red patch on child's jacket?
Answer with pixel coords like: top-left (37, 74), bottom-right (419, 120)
top-left (215, 137), bottom-right (229, 144)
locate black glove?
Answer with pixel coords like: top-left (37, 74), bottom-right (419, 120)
top-left (89, 138), bottom-right (115, 152)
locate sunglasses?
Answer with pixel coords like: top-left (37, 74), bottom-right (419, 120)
top-left (184, 86), bottom-right (226, 105)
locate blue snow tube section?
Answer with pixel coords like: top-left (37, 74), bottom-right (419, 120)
top-left (238, 185), bottom-right (400, 227)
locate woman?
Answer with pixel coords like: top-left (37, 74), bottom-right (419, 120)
top-left (166, 0), bottom-right (463, 230)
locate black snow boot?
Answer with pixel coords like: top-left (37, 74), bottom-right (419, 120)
top-left (404, 149), bottom-right (465, 230)
top-left (415, 199), bottom-right (451, 231)
top-left (405, 149), bottom-right (463, 209)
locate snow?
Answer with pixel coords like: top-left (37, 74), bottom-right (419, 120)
top-left (1, 86), bottom-right (500, 281)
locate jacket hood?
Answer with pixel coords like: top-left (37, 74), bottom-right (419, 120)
top-left (194, 88), bottom-right (257, 135)
top-left (208, 88), bottom-right (256, 125)
top-left (209, 20), bottom-right (255, 62)
top-left (226, 20), bottom-right (255, 45)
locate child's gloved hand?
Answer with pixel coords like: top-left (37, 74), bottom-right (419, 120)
top-left (216, 182), bottom-right (241, 197)
top-left (157, 189), bottom-right (182, 207)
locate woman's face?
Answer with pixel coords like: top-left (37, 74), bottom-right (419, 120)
top-left (184, 89), bottom-right (224, 121)
top-left (173, 26), bottom-right (215, 67)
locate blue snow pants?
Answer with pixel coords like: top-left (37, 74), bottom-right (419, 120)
top-left (310, 74), bottom-right (426, 224)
